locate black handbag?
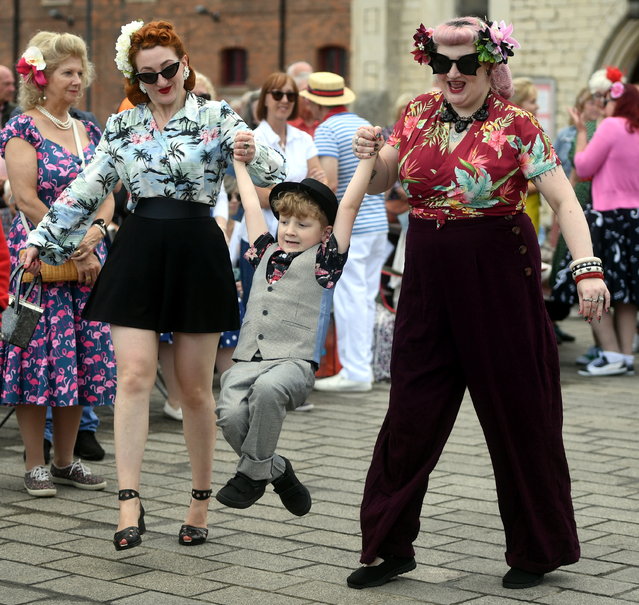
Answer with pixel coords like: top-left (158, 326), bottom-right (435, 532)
top-left (0, 264), bottom-right (44, 349)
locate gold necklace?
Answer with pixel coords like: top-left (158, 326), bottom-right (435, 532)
top-left (35, 105), bottom-right (73, 130)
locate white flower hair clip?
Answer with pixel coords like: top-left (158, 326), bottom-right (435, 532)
top-left (114, 20), bottom-right (144, 80)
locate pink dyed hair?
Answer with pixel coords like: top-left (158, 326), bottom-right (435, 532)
top-left (432, 16), bottom-right (514, 99)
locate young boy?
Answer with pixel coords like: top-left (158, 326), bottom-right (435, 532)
top-left (215, 131), bottom-right (378, 516)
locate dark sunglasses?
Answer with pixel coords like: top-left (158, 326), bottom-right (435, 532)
top-left (269, 90), bottom-right (298, 102)
top-left (430, 52), bottom-right (481, 76)
top-left (135, 61), bottom-right (181, 85)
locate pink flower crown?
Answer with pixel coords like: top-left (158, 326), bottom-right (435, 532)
top-left (16, 47), bottom-right (48, 90)
top-left (412, 19), bottom-right (520, 66)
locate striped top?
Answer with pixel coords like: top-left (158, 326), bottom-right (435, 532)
top-left (314, 112), bottom-right (387, 236)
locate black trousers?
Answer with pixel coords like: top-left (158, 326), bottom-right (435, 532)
top-left (359, 213), bottom-right (580, 574)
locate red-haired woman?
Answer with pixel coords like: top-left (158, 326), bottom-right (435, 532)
top-left (570, 82), bottom-right (639, 376)
top-left (22, 20), bottom-right (285, 551)
top-left (348, 16), bottom-right (608, 590)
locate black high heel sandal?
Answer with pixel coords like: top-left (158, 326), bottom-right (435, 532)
top-left (178, 488), bottom-right (211, 546)
top-left (113, 489), bottom-right (146, 551)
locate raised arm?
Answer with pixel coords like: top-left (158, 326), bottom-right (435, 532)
top-left (332, 156), bottom-right (377, 254)
top-left (233, 132), bottom-right (269, 244)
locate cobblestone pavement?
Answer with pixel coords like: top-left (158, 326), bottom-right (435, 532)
top-left (0, 316), bottom-right (637, 604)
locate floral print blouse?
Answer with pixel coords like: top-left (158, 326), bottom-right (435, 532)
top-left (25, 93), bottom-right (286, 264)
top-left (387, 91), bottom-right (559, 225)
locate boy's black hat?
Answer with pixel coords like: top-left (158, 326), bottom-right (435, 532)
top-left (269, 179), bottom-right (338, 225)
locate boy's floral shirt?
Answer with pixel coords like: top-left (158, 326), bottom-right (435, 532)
top-left (23, 93), bottom-right (285, 264)
top-left (387, 91), bottom-right (559, 222)
top-left (245, 232), bottom-right (348, 289)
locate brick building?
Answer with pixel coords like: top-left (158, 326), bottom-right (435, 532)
top-left (0, 0), bottom-right (351, 124)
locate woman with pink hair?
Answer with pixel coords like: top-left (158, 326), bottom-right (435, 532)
top-left (347, 16), bottom-right (607, 590)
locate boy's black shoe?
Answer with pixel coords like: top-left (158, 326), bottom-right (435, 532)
top-left (215, 473), bottom-right (267, 509)
top-left (272, 457), bottom-right (311, 516)
top-left (74, 431), bottom-right (105, 461)
top-left (347, 555), bottom-right (416, 589)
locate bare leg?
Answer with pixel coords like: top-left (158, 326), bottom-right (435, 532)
top-left (173, 331), bottom-right (219, 528)
top-left (16, 405), bottom-right (47, 470)
top-left (614, 303), bottom-right (638, 355)
top-left (50, 406), bottom-right (83, 467)
top-left (111, 326), bottom-right (159, 532)
top-left (158, 341), bottom-right (183, 412)
top-left (589, 311), bottom-right (620, 352)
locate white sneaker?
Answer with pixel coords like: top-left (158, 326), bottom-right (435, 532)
top-left (578, 355), bottom-right (627, 377)
top-left (313, 373), bottom-right (372, 392)
top-left (295, 402), bottom-right (315, 412)
top-left (163, 400), bottom-right (183, 421)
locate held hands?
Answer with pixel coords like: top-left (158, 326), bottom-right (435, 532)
top-left (352, 126), bottom-right (384, 160)
top-left (577, 278), bottom-right (610, 323)
top-left (233, 131), bottom-right (256, 164)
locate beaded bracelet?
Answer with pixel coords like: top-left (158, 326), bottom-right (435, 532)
top-left (571, 260), bottom-right (603, 271)
top-left (574, 271), bottom-right (604, 284)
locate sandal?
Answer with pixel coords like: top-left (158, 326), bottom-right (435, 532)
top-left (178, 488), bottom-right (211, 546)
top-left (113, 489), bottom-right (145, 551)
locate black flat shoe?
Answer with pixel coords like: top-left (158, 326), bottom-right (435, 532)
top-left (347, 555), bottom-right (416, 589)
top-left (179, 488), bottom-right (211, 546)
top-left (74, 430), bottom-right (105, 461)
top-left (502, 567), bottom-right (544, 589)
top-left (272, 457), bottom-right (311, 516)
top-left (113, 489), bottom-right (145, 552)
top-left (216, 473), bottom-right (267, 509)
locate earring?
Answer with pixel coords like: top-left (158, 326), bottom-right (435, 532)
top-left (183, 66), bottom-right (190, 81)
top-left (139, 82), bottom-right (148, 95)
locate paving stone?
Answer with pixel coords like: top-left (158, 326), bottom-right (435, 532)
top-left (201, 565), bottom-right (306, 591)
top-left (34, 574), bottom-right (145, 601)
top-left (197, 585), bottom-right (311, 605)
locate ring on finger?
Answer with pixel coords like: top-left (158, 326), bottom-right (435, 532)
top-left (243, 142), bottom-right (249, 149)
top-left (583, 297), bottom-right (593, 302)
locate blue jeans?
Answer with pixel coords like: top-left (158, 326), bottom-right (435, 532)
top-left (44, 406), bottom-right (100, 442)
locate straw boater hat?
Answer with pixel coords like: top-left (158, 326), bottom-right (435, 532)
top-left (299, 71), bottom-right (356, 106)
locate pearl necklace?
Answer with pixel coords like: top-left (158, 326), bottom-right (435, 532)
top-left (35, 105), bottom-right (73, 130)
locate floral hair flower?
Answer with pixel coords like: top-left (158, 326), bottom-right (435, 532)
top-left (605, 66), bottom-right (624, 84)
top-left (610, 81), bottom-right (625, 100)
top-left (16, 46), bottom-right (47, 90)
top-left (476, 20), bottom-right (520, 64)
top-left (114, 20), bottom-right (144, 80)
top-left (411, 24), bottom-right (436, 65)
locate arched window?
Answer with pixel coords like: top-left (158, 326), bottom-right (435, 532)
top-left (221, 48), bottom-right (247, 86)
top-left (318, 46), bottom-right (347, 78)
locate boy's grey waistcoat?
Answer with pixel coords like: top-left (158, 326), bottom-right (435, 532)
top-left (233, 243), bottom-right (334, 365)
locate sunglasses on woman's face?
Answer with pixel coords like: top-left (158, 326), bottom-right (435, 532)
top-left (269, 90), bottom-right (298, 102)
top-left (136, 61), bottom-right (181, 85)
top-left (430, 52), bottom-right (481, 76)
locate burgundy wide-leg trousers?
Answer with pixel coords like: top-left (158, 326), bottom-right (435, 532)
top-left (359, 214), bottom-right (580, 574)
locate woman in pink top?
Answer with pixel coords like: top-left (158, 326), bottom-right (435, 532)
top-left (571, 82), bottom-right (639, 376)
